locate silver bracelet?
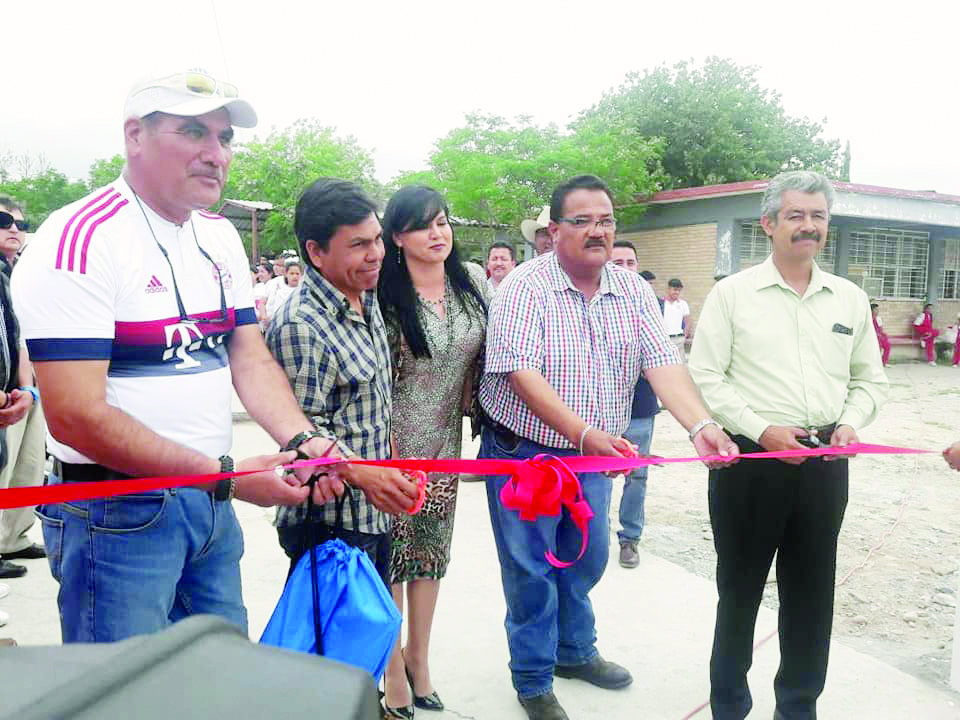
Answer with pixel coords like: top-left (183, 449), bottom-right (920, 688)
top-left (578, 425), bottom-right (593, 455)
top-left (688, 418), bottom-right (721, 442)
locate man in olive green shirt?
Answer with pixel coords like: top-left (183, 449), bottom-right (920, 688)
top-left (689, 171), bottom-right (887, 720)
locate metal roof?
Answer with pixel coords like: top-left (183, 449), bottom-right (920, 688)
top-left (640, 180), bottom-right (960, 208)
top-left (217, 199), bottom-right (274, 233)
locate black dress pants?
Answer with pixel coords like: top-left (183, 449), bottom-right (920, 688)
top-left (708, 436), bottom-right (848, 720)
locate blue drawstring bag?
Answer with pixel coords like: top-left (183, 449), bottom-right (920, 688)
top-left (260, 484), bottom-right (401, 681)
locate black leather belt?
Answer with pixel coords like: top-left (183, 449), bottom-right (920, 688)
top-left (731, 423), bottom-right (838, 453)
top-left (51, 458), bottom-right (131, 483)
top-left (483, 414), bottom-right (520, 445)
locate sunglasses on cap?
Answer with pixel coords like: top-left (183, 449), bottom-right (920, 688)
top-left (0, 212), bottom-right (28, 232)
top-left (151, 71), bottom-right (239, 99)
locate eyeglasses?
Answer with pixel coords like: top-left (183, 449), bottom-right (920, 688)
top-left (0, 212), bottom-right (29, 232)
top-left (556, 216), bottom-right (616, 231)
top-left (150, 71), bottom-right (239, 100)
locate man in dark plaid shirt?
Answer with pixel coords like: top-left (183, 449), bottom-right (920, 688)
top-left (266, 178), bottom-right (417, 584)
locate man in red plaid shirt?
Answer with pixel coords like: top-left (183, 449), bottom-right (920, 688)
top-left (478, 175), bottom-right (738, 720)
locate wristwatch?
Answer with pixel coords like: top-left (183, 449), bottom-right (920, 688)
top-left (282, 429), bottom-right (328, 455)
top-left (688, 418), bottom-right (721, 442)
top-left (213, 455), bottom-right (236, 502)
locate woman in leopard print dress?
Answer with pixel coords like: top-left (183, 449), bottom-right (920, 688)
top-left (377, 186), bottom-right (490, 718)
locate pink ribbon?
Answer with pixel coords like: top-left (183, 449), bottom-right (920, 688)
top-left (0, 443), bottom-right (935, 570)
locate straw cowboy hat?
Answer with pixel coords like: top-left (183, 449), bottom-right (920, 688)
top-left (520, 206), bottom-right (550, 245)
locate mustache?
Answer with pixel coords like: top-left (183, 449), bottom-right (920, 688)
top-left (792, 231), bottom-right (820, 243)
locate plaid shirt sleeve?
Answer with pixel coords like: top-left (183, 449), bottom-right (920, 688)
top-left (267, 318), bottom-right (341, 449)
top-left (485, 280), bottom-right (544, 375)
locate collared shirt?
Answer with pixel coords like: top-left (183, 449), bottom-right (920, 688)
top-left (480, 253), bottom-right (680, 448)
top-left (662, 298), bottom-right (690, 335)
top-left (688, 255), bottom-right (888, 443)
top-left (13, 176), bottom-right (255, 463)
top-left (266, 266), bottom-right (393, 534)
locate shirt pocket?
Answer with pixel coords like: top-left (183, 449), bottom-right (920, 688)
top-left (815, 317), bottom-right (856, 381)
top-left (342, 360), bottom-right (377, 403)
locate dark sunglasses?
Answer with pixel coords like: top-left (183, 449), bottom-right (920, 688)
top-left (0, 212), bottom-right (28, 232)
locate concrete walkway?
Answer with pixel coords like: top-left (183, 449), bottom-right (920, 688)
top-left (2, 417), bottom-right (959, 719)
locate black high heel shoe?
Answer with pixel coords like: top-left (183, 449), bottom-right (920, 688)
top-left (383, 704), bottom-right (415, 720)
top-left (404, 665), bottom-right (444, 712)
top-left (380, 688), bottom-right (414, 719)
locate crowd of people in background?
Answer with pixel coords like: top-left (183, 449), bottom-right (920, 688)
top-left (4, 69), bottom-right (960, 720)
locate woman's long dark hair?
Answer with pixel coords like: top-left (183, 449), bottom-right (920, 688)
top-left (378, 185), bottom-right (487, 358)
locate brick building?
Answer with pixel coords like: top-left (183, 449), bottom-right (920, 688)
top-left (618, 180), bottom-right (960, 342)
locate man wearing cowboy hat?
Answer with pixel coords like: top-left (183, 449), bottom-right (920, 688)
top-left (12, 69), bottom-right (351, 643)
top-left (521, 206), bottom-right (554, 255)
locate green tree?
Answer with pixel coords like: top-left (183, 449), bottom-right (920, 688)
top-left (224, 119), bottom-right (381, 255)
top-left (574, 57), bottom-right (842, 189)
top-left (394, 112), bottom-right (661, 229)
top-left (0, 153), bottom-right (88, 226)
top-left (88, 154), bottom-right (125, 189)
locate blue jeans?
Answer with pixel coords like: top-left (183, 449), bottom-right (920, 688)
top-left (617, 415), bottom-right (655, 543)
top-left (36, 478), bottom-right (246, 643)
top-left (480, 425), bottom-right (612, 699)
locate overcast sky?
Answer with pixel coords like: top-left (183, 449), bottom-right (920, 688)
top-left (5, 0), bottom-right (958, 196)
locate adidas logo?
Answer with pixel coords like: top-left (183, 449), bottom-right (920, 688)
top-left (145, 275), bottom-right (168, 294)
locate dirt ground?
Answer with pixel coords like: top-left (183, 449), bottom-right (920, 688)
top-left (636, 360), bottom-right (960, 687)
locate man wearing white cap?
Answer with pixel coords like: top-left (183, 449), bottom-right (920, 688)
top-left (12, 70), bottom-right (348, 643)
top-left (521, 206), bottom-right (554, 255)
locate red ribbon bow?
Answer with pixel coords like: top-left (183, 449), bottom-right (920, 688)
top-left (499, 454), bottom-right (594, 568)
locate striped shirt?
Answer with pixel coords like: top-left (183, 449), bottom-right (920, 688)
top-left (480, 252), bottom-right (680, 448)
top-left (267, 266), bottom-right (392, 534)
top-left (12, 176), bottom-right (256, 463)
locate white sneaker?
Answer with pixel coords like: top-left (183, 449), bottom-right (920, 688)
top-left (0, 583), bottom-right (8, 600)
top-left (0, 609), bottom-right (8, 627)
top-left (929, 361), bottom-right (937, 366)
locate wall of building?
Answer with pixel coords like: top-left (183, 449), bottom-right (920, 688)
top-left (873, 299), bottom-right (960, 337)
top-left (618, 223), bottom-right (718, 328)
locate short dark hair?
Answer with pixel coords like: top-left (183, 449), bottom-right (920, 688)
top-left (0, 195), bottom-right (24, 214)
top-left (549, 175), bottom-right (614, 221)
top-left (613, 239), bottom-right (636, 254)
top-left (639, 270), bottom-right (656, 281)
top-left (870, 303), bottom-right (879, 311)
top-left (487, 242), bottom-right (515, 261)
top-left (294, 178), bottom-right (378, 265)
top-left (668, 278), bottom-right (683, 288)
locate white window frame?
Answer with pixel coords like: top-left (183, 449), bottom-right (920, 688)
top-left (939, 238), bottom-right (960, 300)
top-left (848, 227), bottom-right (929, 300)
